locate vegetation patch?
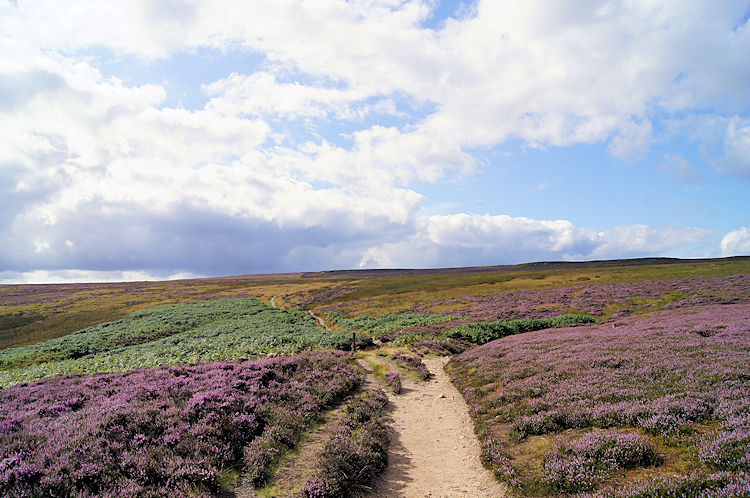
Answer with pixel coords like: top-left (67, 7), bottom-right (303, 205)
top-left (446, 313), bottom-right (596, 344)
top-left (0, 298), bottom-right (351, 387)
top-left (383, 372), bottom-right (403, 394)
top-left (327, 311), bottom-right (455, 338)
top-left (447, 303), bottom-right (750, 494)
top-left (301, 389), bottom-right (390, 497)
top-left (390, 353), bottom-right (430, 380)
top-left (603, 470), bottom-right (750, 497)
top-left (542, 431), bottom-right (661, 493)
top-left (0, 312), bottom-right (44, 332)
top-left (0, 352), bottom-right (360, 497)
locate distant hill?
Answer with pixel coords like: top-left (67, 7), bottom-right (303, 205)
top-left (301, 255), bottom-right (750, 278)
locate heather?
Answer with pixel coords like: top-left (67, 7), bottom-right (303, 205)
top-left (409, 337), bottom-right (473, 356)
top-left (0, 351), bottom-right (360, 496)
top-left (0, 298), bottom-right (351, 387)
top-left (383, 372), bottom-right (402, 394)
top-left (445, 313), bottom-right (596, 345)
top-left (599, 471), bottom-right (750, 497)
top-left (417, 274), bottom-right (750, 321)
top-left (542, 431), bottom-right (661, 492)
top-left (448, 303), bottom-right (750, 494)
top-left (302, 389), bottom-right (389, 497)
top-left (390, 353), bottom-right (430, 380)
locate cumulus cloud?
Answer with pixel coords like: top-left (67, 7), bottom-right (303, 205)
top-left (0, 1), bottom-right (747, 281)
top-left (720, 227), bottom-right (750, 257)
top-left (718, 118), bottom-right (750, 178)
top-left (359, 214), bottom-right (713, 268)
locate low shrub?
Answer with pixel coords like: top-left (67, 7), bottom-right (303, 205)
top-left (301, 389), bottom-right (389, 497)
top-left (603, 471), bottom-right (750, 497)
top-left (410, 338), bottom-right (472, 356)
top-left (0, 352), bottom-right (360, 496)
top-left (384, 372), bottom-right (402, 394)
top-left (448, 304), bottom-right (750, 493)
top-left (542, 431), bottom-right (661, 493)
top-left (328, 312), bottom-right (454, 338)
top-left (700, 418), bottom-right (750, 472)
top-left (478, 433), bottom-right (522, 489)
top-left (390, 354), bottom-right (430, 380)
top-left (446, 313), bottom-right (596, 344)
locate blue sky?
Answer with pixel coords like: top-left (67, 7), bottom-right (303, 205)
top-left (1, 0), bottom-right (749, 283)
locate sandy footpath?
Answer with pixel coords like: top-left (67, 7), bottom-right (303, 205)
top-left (367, 357), bottom-right (507, 497)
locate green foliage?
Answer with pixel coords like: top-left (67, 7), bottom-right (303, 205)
top-left (445, 313), bottom-right (596, 344)
top-left (391, 332), bottom-right (427, 346)
top-left (328, 311), bottom-right (454, 337)
top-left (0, 298), bottom-right (351, 387)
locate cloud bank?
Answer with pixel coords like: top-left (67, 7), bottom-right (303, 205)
top-left (1, 1), bottom-right (748, 282)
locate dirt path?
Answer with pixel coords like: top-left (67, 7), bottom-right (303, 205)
top-left (269, 293), bottom-right (282, 308)
top-left (269, 293), bottom-right (331, 332)
top-left (368, 357), bottom-right (507, 497)
top-left (308, 310), bottom-right (332, 331)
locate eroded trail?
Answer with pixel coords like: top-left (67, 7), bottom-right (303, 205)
top-left (369, 357), bottom-right (507, 497)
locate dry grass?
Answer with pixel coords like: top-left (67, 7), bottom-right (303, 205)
top-left (306, 260), bottom-right (750, 316)
top-left (0, 277), bottom-right (333, 351)
top-left (3, 258), bottom-right (748, 352)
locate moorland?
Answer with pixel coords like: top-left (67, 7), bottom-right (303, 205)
top-left (1, 256), bottom-right (749, 496)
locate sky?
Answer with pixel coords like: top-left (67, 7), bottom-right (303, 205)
top-left (1, 0), bottom-right (749, 284)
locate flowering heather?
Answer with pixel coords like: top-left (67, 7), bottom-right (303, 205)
top-left (418, 274), bottom-right (749, 321)
top-left (699, 414), bottom-right (750, 472)
top-left (448, 303), bottom-right (750, 494)
top-left (599, 471), bottom-right (750, 497)
top-left (390, 354), bottom-right (431, 380)
top-left (410, 337), bottom-right (473, 356)
top-left (384, 372), bottom-right (402, 394)
top-left (542, 431), bottom-right (661, 492)
top-left (302, 389), bottom-right (389, 497)
top-left (0, 351), bottom-right (360, 496)
top-left (478, 433), bottom-right (521, 489)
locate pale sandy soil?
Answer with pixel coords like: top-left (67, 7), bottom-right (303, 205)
top-left (367, 357), bottom-right (507, 498)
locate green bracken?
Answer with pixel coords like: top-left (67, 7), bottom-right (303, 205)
top-left (445, 313), bottom-right (597, 344)
top-left (0, 298), bottom-right (351, 387)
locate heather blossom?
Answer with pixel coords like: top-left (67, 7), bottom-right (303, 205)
top-left (302, 389), bottom-right (389, 497)
top-left (542, 431), bottom-right (661, 492)
top-left (384, 371), bottom-right (402, 394)
top-left (417, 274), bottom-right (749, 321)
top-left (448, 302), bottom-right (750, 494)
top-left (390, 354), bottom-right (431, 380)
top-left (0, 351), bottom-right (360, 496)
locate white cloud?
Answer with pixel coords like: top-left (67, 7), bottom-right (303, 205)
top-left (9, 1), bottom-right (750, 158)
top-left (204, 72), bottom-right (374, 120)
top-left (0, 269), bottom-right (203, 284)
top-left (536, 182), bottom-right (551, 191)
top-left (607, 119), bottom-right (653, 160)
top-left (359, 214), bottom-right (712, 268)
top-left (720, 227), bottom-right (750, 257)
top-left (657, 154), bottom-right (705, 183)
top-left (0, 1), bottom-right (747, 279)
top-left (589, 224), bottom-right (714, 259)
top-left (718, 118), bottom-right (750, 178)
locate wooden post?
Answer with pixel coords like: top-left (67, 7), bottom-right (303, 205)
top-left (352, 332), bottom-right (356, 355)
